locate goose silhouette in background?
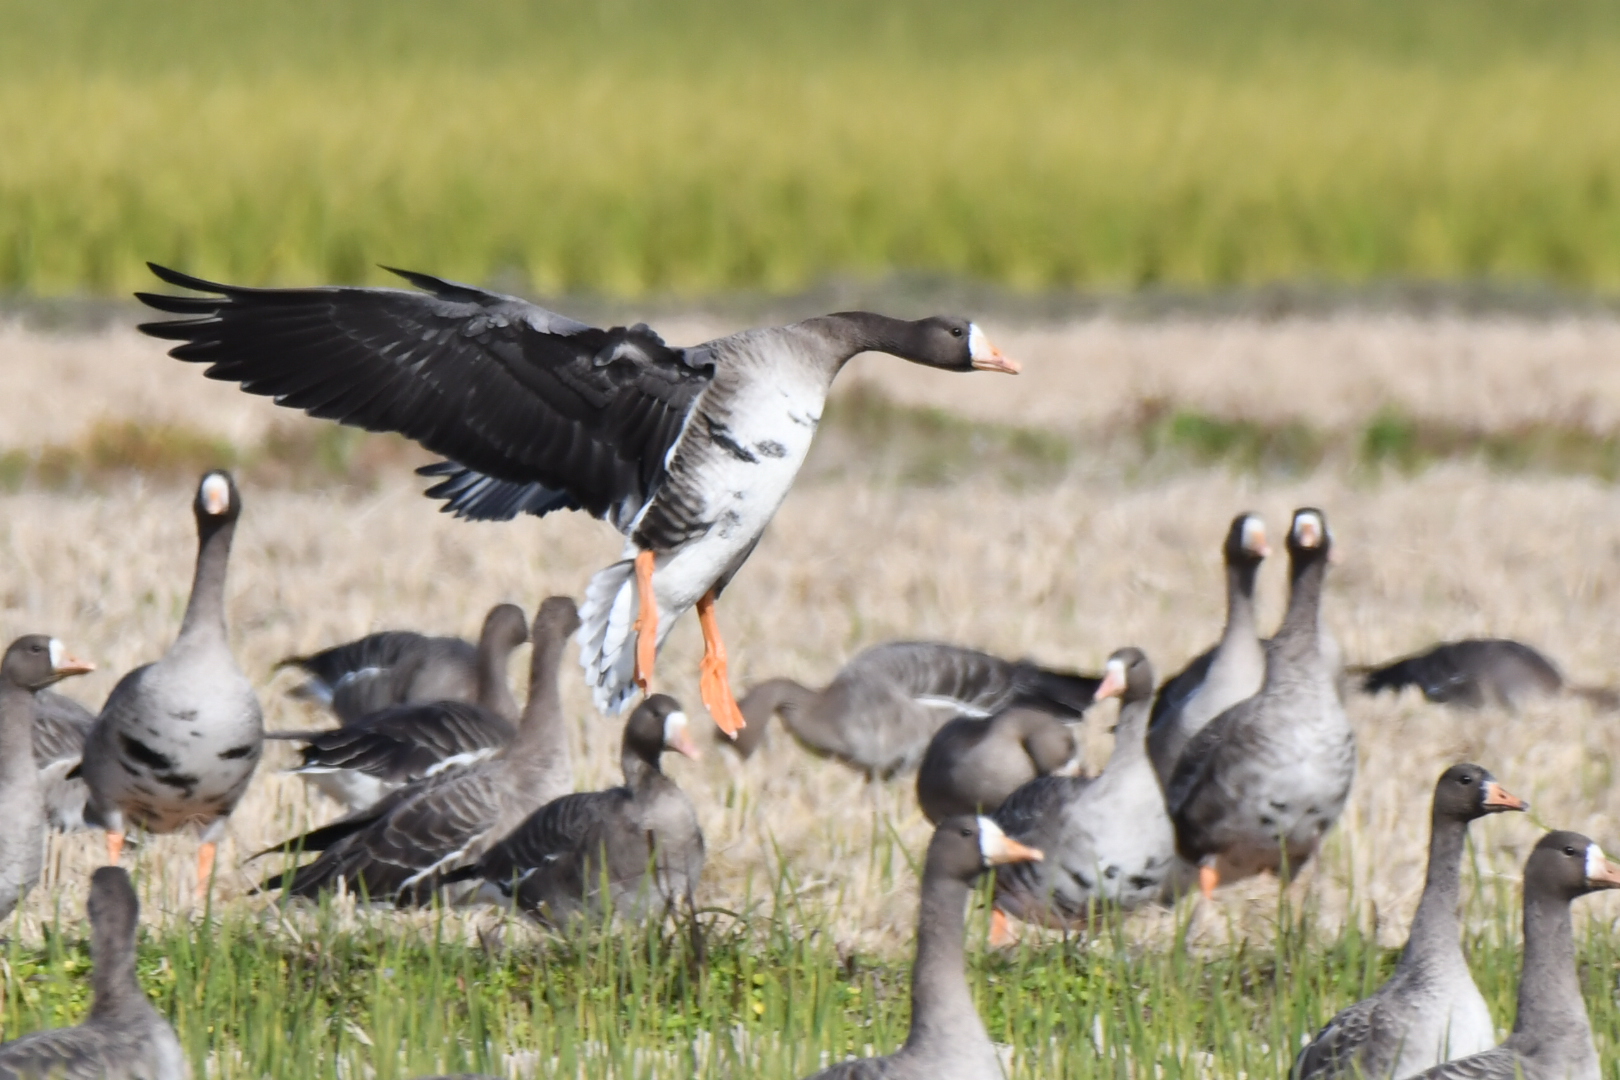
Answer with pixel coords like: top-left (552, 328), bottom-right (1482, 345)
top-left (1358, 638), bottom-right (1618, 713)
top-left (915, 705), bottom-right (1082, 824)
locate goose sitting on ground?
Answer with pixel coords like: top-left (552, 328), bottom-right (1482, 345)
top-left (277, 603), bottom-right (530, 725)
top-left (1408, 832), bottom-right (1620, 1080)
top-left (443, 694), bottom-right (702, 925)
top-left (0, 867), bottom-right (186, 1080)
top-left (1293, 765), bottom-right (1528, 1080)
top-left (802, 816), bottom-right (1041, 1080)
top-left (1168, 508), bottom-right (1353, 897)
top-left (1358, 638), bottom-right (1618, 713)
top-left (722, 641), bottom-right (1098, 777)
top-left (2, 636), bottom-right (95, 919)
top-left (137, 265), bottom-right (1020, 734)
top-left (80, 471), bottom-right (264, 890)
top-left (915, 706), bottom-right (1082, 824)
top-left (33, 688), bottom-right (97, 832)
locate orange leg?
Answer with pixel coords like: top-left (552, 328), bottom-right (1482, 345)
top-left (106, 831), bottom-right (126, 865)
top-left (989, 908), bottom-right (1017, 947)
top-left (197, 841), bottom-right (217, 894)
top-left (696, 590), bottom-right (747, 738)
top-left (632, 551), bottom-right (658, 694)
top-left (1198, 859), bottom-right (1220, 899)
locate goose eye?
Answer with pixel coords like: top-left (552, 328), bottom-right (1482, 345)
top-left (960, 827), bottom-right (973, 838)
top-left (1565, 845), bottom-right (1579, 856)
top-left (950, 327), bottom-right (963, 337)
top-left (1457, 775), bottom-right (1472, 785)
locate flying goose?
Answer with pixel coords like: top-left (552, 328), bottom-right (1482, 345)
top-left (915, 705), bottom-right (1082, 824)
top-left (1, 636), bottom-right (94, 919)
top-left (1293, 765), bottom-right (1528, 1080)
top-left (80, 471), bottom-right (264, 890)
top-left (802, 816), bottom-right (1041, 1080)
top-left (0, 866), bottom-right (186, 1080)
top-left (443, 694), bottom-right (702, 925)
top-left (1358, 638), bottom-right (1618, 713)
top-left (33, 689), bottom-right (97, 832)
top-left (136, 265), bottom-right (1020, 733)
top-left (1167, 508), bottom-right (1353, 897)
top-left (1406, 832), bottom-right (1620, 1080)
top-left (723, 641), bottom-right (1099, 777)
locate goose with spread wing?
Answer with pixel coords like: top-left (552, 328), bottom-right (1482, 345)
top-left (136, 265), bottom-right (1020, 733)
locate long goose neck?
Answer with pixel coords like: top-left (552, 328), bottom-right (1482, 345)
top-left (903, 871), bottom-right (982, 1050)
top-left (1105, 698), bottom-right (1152, 771)
top-left (1397, 811), bottom-right (1469, 972)
top-left (1221, 558), bottom-right (1261, 643)
top-left (734, 678), bottom-right (814, 757)
top-left (1511, 888), bottom-right (1587, 1040)
top-left (178, 516), bottom-right (235, 643)
top-left (621, 743), bottom-right (665, 791)
top-left (474, 641), bottom-right (520, 720)
top-left (802, 313), bottom-right (925, 370)
top-left (88, 923), bottom-right (142, 1020)
top-left (1268, 552), bottom-right (1326, 671)
top-left (510, 629), bottom-right (567, 760)
top-left (0, 683), bottom-right (38, 787)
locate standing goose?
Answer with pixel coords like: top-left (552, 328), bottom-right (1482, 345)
top-left (81, 471), bottom-right (264, 888)
top-left (1167, 508), bottom-right (1353, 896)
top-left (136, 266), bottom-right (1019, 733)
top-left (915, 706), bottom-right (1082, 824)
top-left (724, 641), bottom-right (1098, 777)
top-left (260, 598), bottom-right (581, 904)
top-left (33, 689), bottom-right (97, 832)
top-left (0, 866), bottom-right (186, 1080)
top-left (802, 816), bottom-right (1041, 1080)
top-left (2, 636), bottom-right (94, 919)
top-left (444, 694), bottom-right (703, 925)
top-left (1147, 513), bottom-right (1269, 787)
top-left (1408, 832), bottom-right (1620, 1080)
top-left (1293, 765), bottom-right (1528, 1080)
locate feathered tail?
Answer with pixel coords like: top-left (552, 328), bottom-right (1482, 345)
top-left (578, 559), bottom-right (642, 715)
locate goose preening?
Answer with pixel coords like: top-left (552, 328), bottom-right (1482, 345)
top-left (915, 705), bottom-right (1082, 824)
top-left (802, 816), bottom-right (1040, 1080)
top-left (136, 265), bottom-right (1020, 733)
top-left (1293, 765), bottom-right (1528, 1080)
top-left (1167, 508), bottom-right (1353, 897)
top-left (723, 641), bottom-right (1099, 777)
top-left (33, 689), bottom-right (97, 832)
top-left (1147, 513), bottom-right (1269, 787)
top-left (1, 636), bottom-right (95, 919)
top-left (1358, 638), bottom-right (1618, 713)
top-left (259, 598), bottom-right (580, 903)
top-left (0, 867), bottom-right (186, 1080)
top-left (1407, 832), bottom-right (1620, 1080)
top-left (277, 603), bottom-right (531, 725)
top-left (442, 694), bottom-right (702, 925)
top-left (80, 471), bottom-right (264, 889)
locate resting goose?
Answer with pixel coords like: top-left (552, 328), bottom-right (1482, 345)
top-left (1167, 508), bottom-right (1353, 896)
top-left (33, 689), bottom-right (96, 832)
top-left (136, 265), bottom-right (1020, 733)
top-left (1293, 765), bottom-right (1528, 1080)
top-left (802, 816), bottom-right (1040, 1080)
top-left (1147, 513), bottom-right (1269, 787)
top-left (724, 641), bottom-right (1099, 777)
top-left (915, 705), bottom-right (1082, 824)
top-left (1359, 639), bottom-right (1617, 712)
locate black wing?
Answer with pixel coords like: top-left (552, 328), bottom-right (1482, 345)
top-left (1360, 638), bottom-right (1562, 708)
top-left (471, 788), bottom-right (626, 887)
top-left (137, 264), bottom-right (713, 524)
top-left (287, 701), bottom-right (514, 784)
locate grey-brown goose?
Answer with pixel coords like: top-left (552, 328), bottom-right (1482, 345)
top-left (1407, 831), bottom-right (1620, 1080)
top-left (2, 636), bottom-right (94, 919)
top-left (444, 694), bottom-right (702, 925)
top-left (259, 598), bottom-right (580, 904)
top-left (81, 471), bottom-right (264, 888)
top-left (1168, 508), bottom-right (1353, 896)
top-left (1359, 639), bottom-right (1618, 713)
top-left (724, 641), bottom-right (1099, 777)
top-left (915, 706), bottom-right (1081, 824)
top-left (803, 816), bottom-right (1041, 1080)
top-left (138, 265), bottom-right (1019, 735)
top-left (33, 689), bottom-right (96, 832)
top-left (277, 602), bottom-right (530, 724)
top-left (0, 866), bottom-right (186, 1080)
top-left (1147, 513), bottom-right (1269, 787)
top-left (1293, 765), bottom-right (1528, 1080)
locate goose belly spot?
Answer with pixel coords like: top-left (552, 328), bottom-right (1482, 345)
top-left (106, 684), bottom-right (263, 832)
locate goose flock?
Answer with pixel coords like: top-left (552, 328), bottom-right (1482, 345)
top-left (0, 264), bottom-right (1616, 1080)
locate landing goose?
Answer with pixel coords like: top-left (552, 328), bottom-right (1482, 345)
top-left (444, 694), bottom-right (702, 925)
top-left (260, 597), bottom-right (580, 903)
top-left (1147, 513), bottom-right (1269, 786)
top-left (915, 706), bottom-right (1081, 824)
top-left (1293, 765), bottom-right (1528, 1080)
top-left (0, 866), bottom-right (186, 1080)
top-left (1407, 832), bottom-right (1620, 1080)
top-left (802, 816), bottom-right (1040, 1080)
top-left (81, 471), bottom-right (264, 888)
top-left (1, 636), bottom-right (94, 919)
top-left (33, 689), bottom-right (96, 832)
top-left (1359, 639), bottom-right (1617, 712)
top-left (1167, 508), bottom-right (1353, 896)
top-left (277, 602), bottom-right (530, 724)
top-left (724, 641), bottom-right (1098, 777)
top-left (137, 265), bottom-right (1019, 733)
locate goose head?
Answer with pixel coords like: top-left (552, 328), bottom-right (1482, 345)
top-left (1287, 507), bottom-right (1332, 562)
top-left (3, 634), bottom-right (94, 691)
top-left (625, 693), bottom-right (701, 763)
top-left (1528, 831), bottom-right (1620, 899)
top-left (193, 469), bottom-right (242, 525)
top-left (1093, 647), bottom-right (1154, 706)
top-left (1225, 512), bottom-right (1270, 566)
top-left (1433, 763), bottom-right (1527, 823)
top-left (842, 314), bottom-right (1020, 374)
top-left (929, 815), bottom-right (1043, 884)
top-left (480, 603), bottom-right (531, 653)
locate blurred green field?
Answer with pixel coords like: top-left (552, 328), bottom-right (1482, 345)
top-left (4, 0), bottom-right (1620, 296)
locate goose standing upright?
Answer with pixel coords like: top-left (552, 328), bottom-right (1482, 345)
top-left (1293, 765), bottom-right (1528, 1080)
top-left (81, 471), bottom-right (263, 888)
top-left (915, 707), bottom-right (1082, 824)
top-left (136, 266), bottom-right (1019, 733)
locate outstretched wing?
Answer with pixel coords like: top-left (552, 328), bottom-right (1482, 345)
top-left (289, 701), bottom-right (514, 784)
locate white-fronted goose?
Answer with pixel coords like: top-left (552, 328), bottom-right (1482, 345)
top-left (260, 598), bottom-right (580, 903)
top-left (1359, 639), bottom-right (1617, 712)
top-left (33, 689), bottom-right (96, 832)
top-left (1147, 513), bottom-right (1269, 786)
top-left (1407, 832), bottom-right (1620, 1080)
top-left (137, 266), bottom-right (1020, 733)
top-left (915, 706), bottom-right (1081, 824)
top-left (724, 641), bottom-right (1099, 777)
top-left (803, 816), bottom-right (1040, 1080)
top-left (1167, 508), bottom-right (1353, 896)
top-left (444, 694), bottom-right (702, 924)
top-left (0, 867), bottom-right (186, 1080)
top-left (1, 636), bottom-right (94, 918)
top-left (80, 471), bottom-right (264, 888)
top-left (1293, 765), bottom-right (1528, 1080)
top-left (277, 602), bottom-right (530, 724)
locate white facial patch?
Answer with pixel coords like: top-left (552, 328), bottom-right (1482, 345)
top-left (48, 639), bottom-right (64, 669)
top-left (1241, 517), bottom-right (1267, 554)
top-left (976, 815), bottom-right (1007, 862)
top-left (201, 473), bottom-right (231, 515)
top-left (1587, 843), bottom-right (1609, 880)
top-left (968, 323), bottom-right (992, 363)
top-left (1294, 511), bottom-right (1324, 548)
top-left (1107, 658), bottom-right (1126, 684)
top-left (663, 710), bottom-right (689, 746)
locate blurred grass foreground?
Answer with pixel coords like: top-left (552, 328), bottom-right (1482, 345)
top-left (4, 0), bottom-right (1620, 296)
